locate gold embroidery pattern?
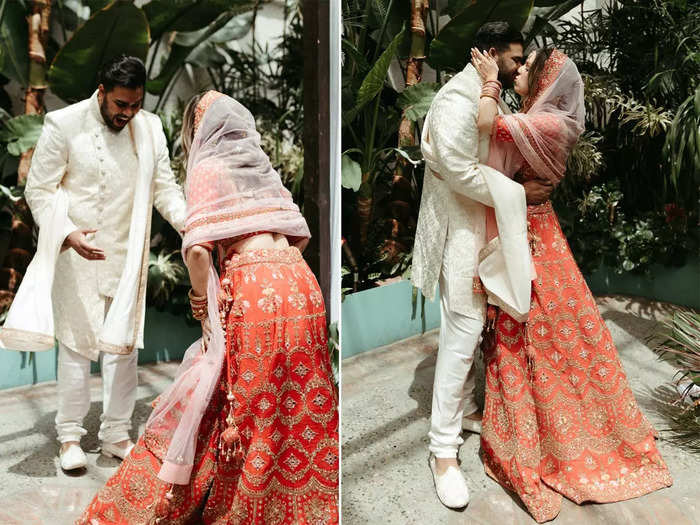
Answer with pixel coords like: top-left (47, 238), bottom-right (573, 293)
top-left (481, 205), bottom-right (672, 523)
top-left (194, 90), bottom-right (225, 133)
top-left (185, 206), bottom-right (288, 233)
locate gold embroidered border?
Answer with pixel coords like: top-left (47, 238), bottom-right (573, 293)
top-left (185, 207), bottom-right (288, 233)
top-left (225, 247), bottom-right (303, 271)
top-left (0, 328), bottom-right (55, 351)
top-left (96, 340), bottom-right (133, 355)
top-left (528, 201), bottom-right (554, 215)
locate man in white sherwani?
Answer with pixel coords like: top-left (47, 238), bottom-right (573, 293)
top-left (411, 23), bottom-right (554, 508)
top-left (25, 55), bottom-right (186, 471)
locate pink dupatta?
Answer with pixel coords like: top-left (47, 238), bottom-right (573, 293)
top-left (487, 49), bottom-right (585, 185)
top-left (478, 50), bottom-right (584, 319)
top-left (144, 91), bottom-right (309, 485)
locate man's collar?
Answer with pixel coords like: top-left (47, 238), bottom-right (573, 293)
top-left (89, 90), bottom-right (108, 129)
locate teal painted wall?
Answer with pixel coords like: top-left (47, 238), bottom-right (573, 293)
top-left (0, 308), bottom-right (200, 391)
top-left (341, 280), bottom-right (440, 359)
top-left (586, 258), bottom-right (700, 310)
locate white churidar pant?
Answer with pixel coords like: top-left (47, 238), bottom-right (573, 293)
top-left (428, 260), bottom-right (484, 458)
top-left (55, 340), bottom-right (138, 444)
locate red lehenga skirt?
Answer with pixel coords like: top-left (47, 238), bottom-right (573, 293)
top-left (77, 248), bottom-right (339, 524)
top-left (481, 202), bottom-right (672, 523)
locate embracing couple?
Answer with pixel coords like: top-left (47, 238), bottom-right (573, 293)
top-left (0, 56), bottom-right (338, 523)
top-left (412, 21), bottom-right (672, 522)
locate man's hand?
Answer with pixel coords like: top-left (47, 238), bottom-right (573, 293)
top-left (63, 229), bottom-right (106, 260)
top-left (523, 179), bottom-right (554, 205)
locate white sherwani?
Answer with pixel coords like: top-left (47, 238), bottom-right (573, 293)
top-left (25, 92), bottom-right (186, 361)
top-left (412, 64), bottom-right (527, 457)
top-left (412, 64), bottom-right (518, 316)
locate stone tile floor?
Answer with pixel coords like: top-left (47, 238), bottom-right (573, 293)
top-left (342, 296), bottom-right (700, 524)
top-left (0, 361), bottom-right (180, 524)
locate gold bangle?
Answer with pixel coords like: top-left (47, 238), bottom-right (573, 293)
top-left (191, 304), bottom-right (208, 321)
top-left (189, 288), bottom-right (208, 320)
top-left (188, 288), bottom-right (207, 302)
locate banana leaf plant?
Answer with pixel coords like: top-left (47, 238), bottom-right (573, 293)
top-left (47, 0), bottom-right (149, 103)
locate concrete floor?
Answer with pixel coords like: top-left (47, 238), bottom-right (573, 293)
top-left (0, 361), bottom-right (180, 524)
top-left (342, 295), bottom-right (700, 525)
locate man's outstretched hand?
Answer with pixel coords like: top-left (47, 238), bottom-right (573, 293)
top-left (523, 178), bottom-right (554, 205)
top-left (63, 229), bottom-right (106, 260)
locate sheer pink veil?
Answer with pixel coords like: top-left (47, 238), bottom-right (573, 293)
top-left (488, 49), bottom-right (585, 184)
top-left (485, 49), bottom-right (585, 242)
top-left (144, 91), bottom-right (309, 485)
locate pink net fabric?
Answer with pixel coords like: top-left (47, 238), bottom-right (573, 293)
top-left (183, 92), bottom-right (310, 249)
top-left (488, 49), bottom-right (585, 184)
top-left (144, 91), bottom-right (309, 485)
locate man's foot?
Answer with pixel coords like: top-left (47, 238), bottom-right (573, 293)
top-left (462, 410), bottom-right (482, 434)
top-left (429, 455), bottom-right (470, 509)
top-left (59, 441), bottom-right (87, 471)
top-left (101, 439), bottom-right (135, 460)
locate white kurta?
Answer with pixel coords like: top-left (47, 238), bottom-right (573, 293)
top-left (25, 92), bottom-right (186, 360)
top-left (411, 64), bottom-right (526, 318)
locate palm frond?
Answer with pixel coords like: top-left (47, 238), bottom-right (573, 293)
top-left (649, 309), bottom-right (700, 451)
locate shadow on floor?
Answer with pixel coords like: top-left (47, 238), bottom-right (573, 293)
top-left (6, 395), bottom-right (155, 479)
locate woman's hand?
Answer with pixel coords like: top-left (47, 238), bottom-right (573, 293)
top-left (471, 48), bottom-right (499, 82)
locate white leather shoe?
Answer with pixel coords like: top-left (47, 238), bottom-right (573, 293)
top-left (101, 440), bottom-right (135, 460)
top-left (462, 415), bottom-right (482, 434)
top-left (59, 443), bottom-right (87, 471)
top-left (429, 455), bottom-right (470, 509)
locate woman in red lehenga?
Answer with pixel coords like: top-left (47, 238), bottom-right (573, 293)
top-left (469, 48), bottom-right (672, 522)
top-left (77, 90), bottom-right (339, 524)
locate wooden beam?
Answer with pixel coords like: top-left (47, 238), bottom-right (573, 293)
top-left (302, 0), bottom-right (331, 322)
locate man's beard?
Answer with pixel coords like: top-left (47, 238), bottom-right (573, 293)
top-left (99, 99), bottom-right (129, 132)
top-left (496, 58), bottom-right (515, 89)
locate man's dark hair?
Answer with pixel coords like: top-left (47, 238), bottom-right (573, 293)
top-left (98, 55), bottom-right (146, 91)
top-left (473, 21), bottom-right (524, 53)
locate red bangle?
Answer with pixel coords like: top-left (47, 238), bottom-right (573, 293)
top-left (480, 94), bottom-right (500, 103)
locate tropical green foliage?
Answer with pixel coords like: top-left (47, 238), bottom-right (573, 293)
top-left (0, 114), bottom-right (44, 156)
top-left (429, 0), bottom-right (533, 71)
top-left (48, 1), bottom-right (150, 102)
top-left (341, 0), bottom-right (580, 292)
top-left (549, 0), bottom-right (699, 275)
top-left (342, 0), bottom-right (699, 293)
top-left (147, 250), bottom-right (187, 309)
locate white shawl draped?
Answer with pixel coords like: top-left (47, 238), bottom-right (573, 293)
top-left (0, 111), bottom-right (155, 354)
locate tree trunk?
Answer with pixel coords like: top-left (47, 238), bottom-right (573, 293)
top-left (380, 0), bottom-right (428, 265)
top-left (302, 0), bottom-right (331, 322)
top-left (0, 0), bottom-right (50, 312)
top-left (19, 0), bottom-right (50, 183)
